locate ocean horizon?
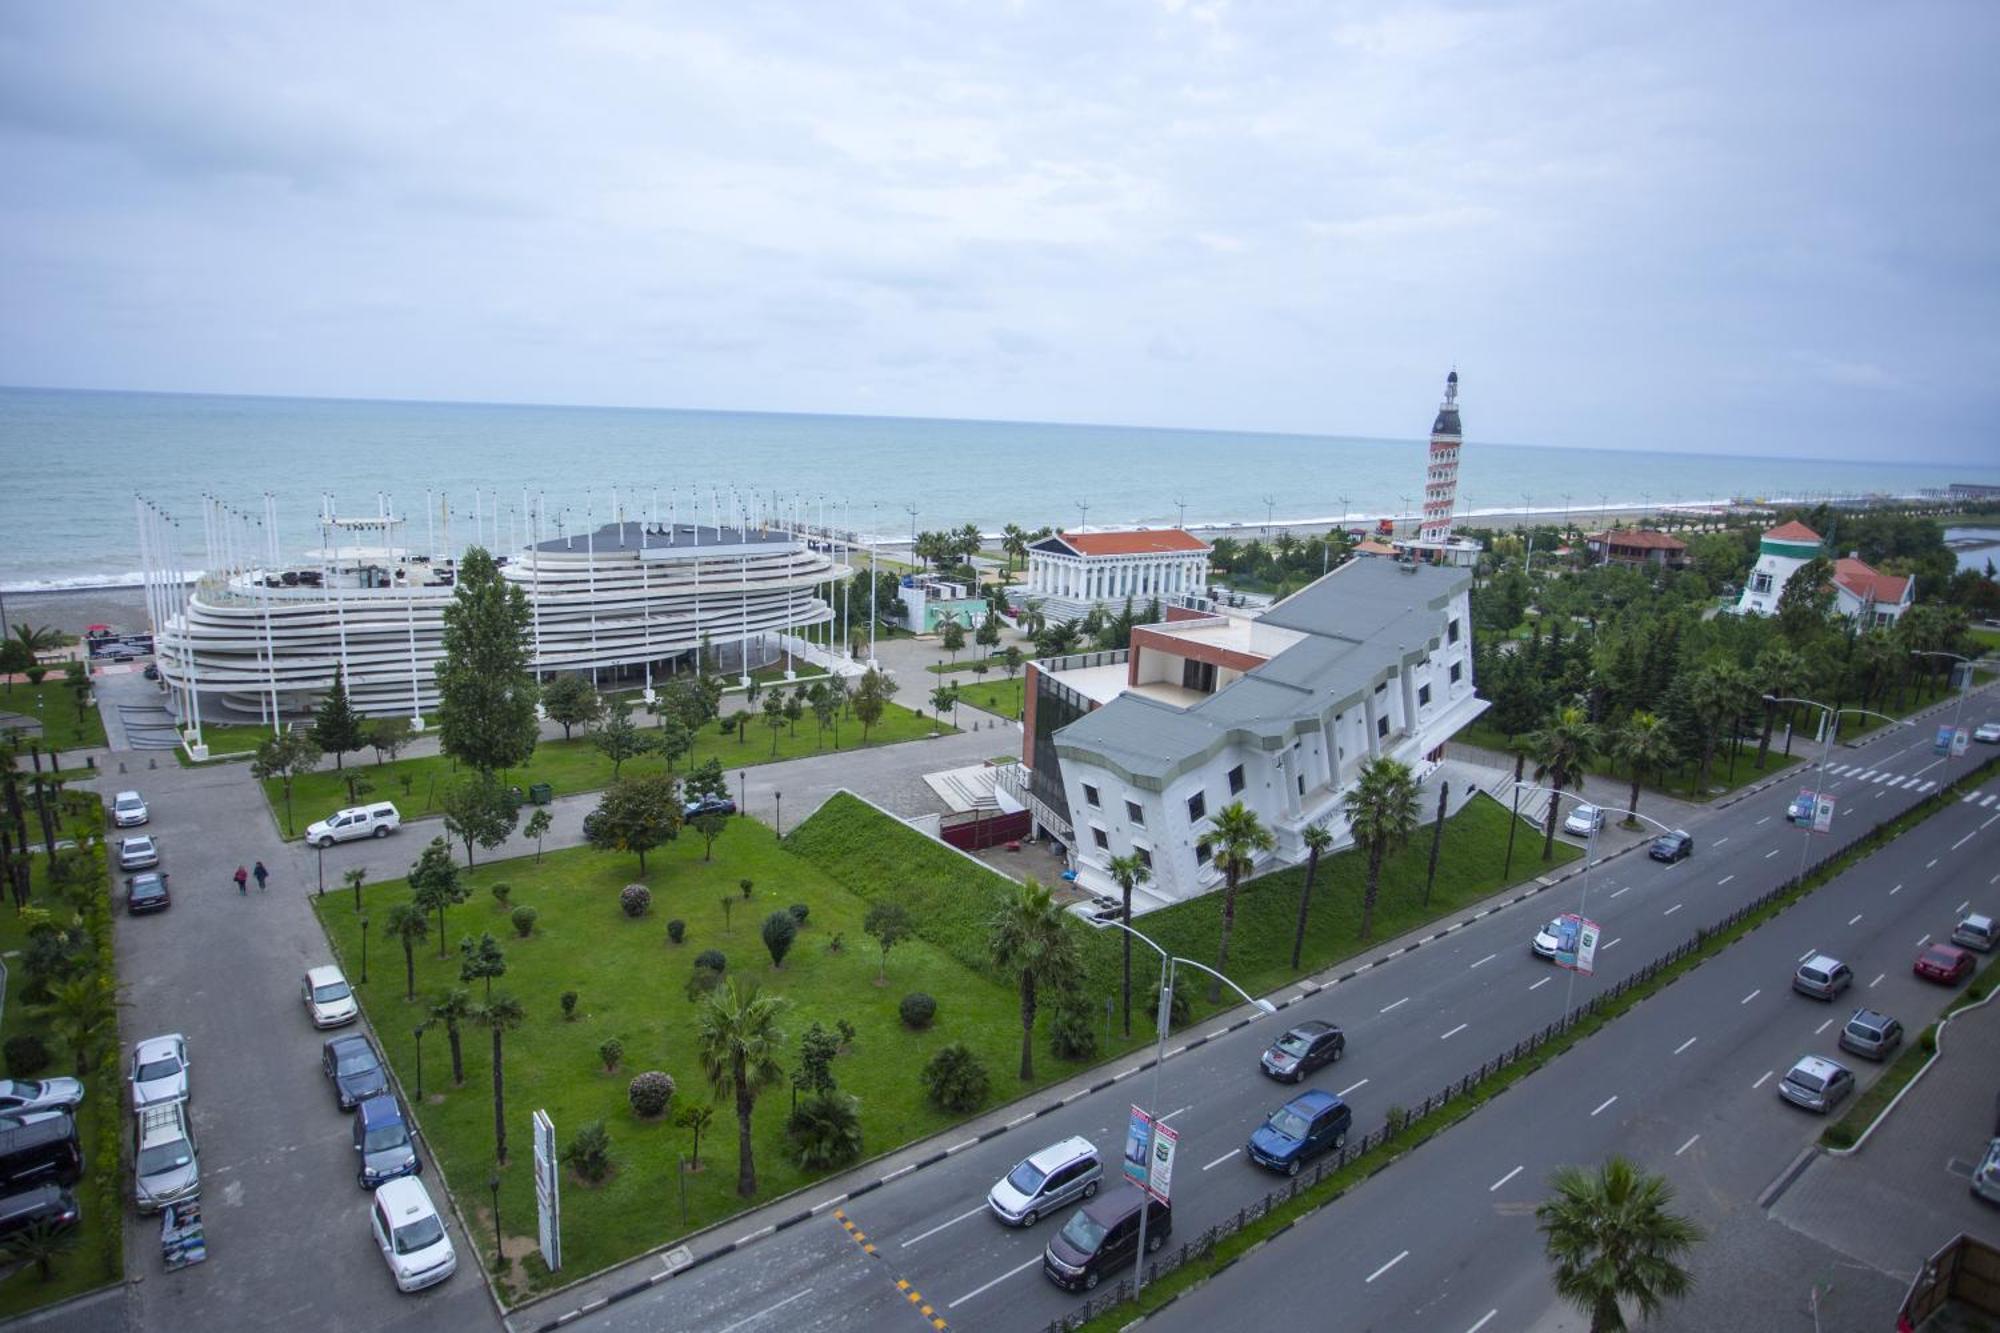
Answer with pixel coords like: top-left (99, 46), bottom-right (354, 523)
top-left (3, 384), bottom-right (1994, 594)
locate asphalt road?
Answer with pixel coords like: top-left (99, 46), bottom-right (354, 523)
top-left (536, 705), bottom-right (2000, 1331)
top-left (1149, 766), bottom-right (2000, 1332)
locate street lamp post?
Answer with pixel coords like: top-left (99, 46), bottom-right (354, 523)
top-left (316, 843), bottom-right (325, 896)
top-left (1910, 650), bottom-right (1974, 749)
top-left (1766, 696), bottom-right (1913, 883)
top-left (359, 916), bottom-right (369, 984)
top-left (775, 791), bottom-right (783, 838)
top-left (488, 1170), bottom-right (503, 1267)
top-left (738, 770), bottom-right (746, 815)
top-left (1089, 917), bottom-right (1276, 1298)
top-left (413, 1025), bottom-right (426, 1101)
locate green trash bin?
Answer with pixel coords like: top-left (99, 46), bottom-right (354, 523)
top-left (529, 783), bottom-right (553, 805)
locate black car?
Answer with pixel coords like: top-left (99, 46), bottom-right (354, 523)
top-left (1258, 1020), bottom-right (1345, 1083)
top-left (126, 872), bottom-right (171, 915)
top-left (684, 796), bottom-right (737, 820)
top-left (0, 1185), bottom-right (80, 1243)
top-left (1649, 830), bottom-right (1694, 863)
top-left (321, 1035), bottom-right (389, 1111)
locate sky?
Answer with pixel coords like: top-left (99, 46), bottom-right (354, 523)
top-left (1, 1), bottom-right (1996, 462)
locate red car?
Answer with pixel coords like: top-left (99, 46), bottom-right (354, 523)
top-left (1914, 943), bottom-right (1975, 986)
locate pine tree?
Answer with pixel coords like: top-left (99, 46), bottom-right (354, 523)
top-left (435, 547), bottom-right (540, 775)
top-left (310, 667), bottom-right (367, 771)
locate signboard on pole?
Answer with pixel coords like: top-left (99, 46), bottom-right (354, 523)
top-left (1146, 1120), bottom-right (1179, 1204)
top-left (532, 1109), bottom-right (561, 1272)
top-left (1953, 728), bottom-right (1970, 757)
top-left (1121, 1104), bottom-right (1178, 1203)
top-left (1811, 794), bottom-right (1837, 834)
top-left (1936, 725), bottom-right (1955, 756)
top-left (1123, 1105), bottom-right (1153, 1190)
top-left (1573, 918), bottom-right (1601, 977)
top-left (1553, 914), bottom-right (1582, 970)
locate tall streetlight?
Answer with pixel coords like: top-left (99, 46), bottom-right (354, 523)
top-left (1088, 917), bottom-right (1276, 1297)
top-left (1766, 696), bottom-right (1911, 882)
top-left (1910, 650), bottom-right (1974, 749)
top-left (1262, 495), bottom-right (1277, 534)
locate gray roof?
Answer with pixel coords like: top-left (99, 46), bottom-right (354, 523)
top-left (529, 522), bottom-right (793, 553)
top-left (1053, 559), bottom-right (1471, 788)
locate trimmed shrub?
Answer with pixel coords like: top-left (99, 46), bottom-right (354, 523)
top-left (921, 1042), bottom-right (989, 1113)
top-left (667, 919), bottom-right (686, 944)
top-left (739, 878), bottom-right (754, 901)
top-left (786, 1092), bottom-right (863, 1170)
top-left (762, 910), bottom-right (798, 967)
top-left (511, 905), bottom-right (538, 938)
top-left (788, 903), bottom-right (810, 925)
top-left (562, 1119), bottom-right (614, 1183)
top-left (836, 1018), bottom-right (856, 1049)
top-left (490, 882), bottom-right (512, 906)
top-left (898, 993), bottom-right (937, 1030)
top-left (695, 949), bottom-right (726, 974)
top-left (3, 1035), bottom-right (50, 1078)
top-left (599, 1038), bottom-right (624, 1073)
top-left (826, 932), bottom-right (845, 954)
top-left (628, 1070), bottom-right (676, 1118)
top-left (561, 990), bottom-right (579, 1021)
top-left (621, 884), bottom-right (652, 918)
top-left (1049, 991), bottom-right (1097, 1060)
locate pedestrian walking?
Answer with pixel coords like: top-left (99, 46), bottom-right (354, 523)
top-left (253, 860), bottom-right (269, 892)
top-left (233, 865), bottom-right (248, 895)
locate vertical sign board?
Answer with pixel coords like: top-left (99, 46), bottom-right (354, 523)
top-left (1953, 728), bottom-right (1970, 757)
top-left (1146, 1121), bottom-right (1179, 1205)
top-left (1573, 918), bottom-right (1602, 977)
top-left (533, 1109), bottom-right (561, 1273)
top-left (1554, 914), bottom-right (1583, 971)
top-left (1812, 794), bottom-right (1837, 834)
top-left (1123, 1106), bottom-right (1153, 1190)
top-left (1936, 725), bottom-right (1955, 756)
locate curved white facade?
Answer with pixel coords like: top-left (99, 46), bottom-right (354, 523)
top-left (156, 523), bottom-right (845, 719)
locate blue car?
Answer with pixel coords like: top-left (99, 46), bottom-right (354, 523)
top-left (354, 1095), bottom-right (422, 1188)
top-left (1247, 1089), bottom-right (1352, 1177)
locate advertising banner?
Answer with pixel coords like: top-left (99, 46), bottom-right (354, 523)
top-left (1573, 917), bottom-right (1602, 977)
top-left (1146, 1120), bottom-right (1179, 1205)
top-left (1936, 725), bottom-right (1955, 756)
top-left (533, 1109), bottom-right (561, 1272)
top-left (1123, 1106), bottom-right (1153, 1190)
top-left (1553, 913), bottom-right (1582, 970)
top-left (1812, 793), bottom-right (1837, 834)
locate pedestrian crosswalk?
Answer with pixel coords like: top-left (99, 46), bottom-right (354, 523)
top-left (1816, 761), bottom-right (1940, 794)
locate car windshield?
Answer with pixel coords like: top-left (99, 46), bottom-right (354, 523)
top-left (1845, 1021), bottom-right (1878, 1039)
top-left (364, 1123), bottom-right (410, 1153)
top-left (132, 876), bottom-right (161, 891)
top-left (1267, 1108), bottom-right (1309, 1140)
top-left (336, 1047), bottom-right (379, 1075)
top-left (1005, 1161), bottom-right (1046, 1195)
top-left (116, 797), bottom-right (141, 810)
top-left (138, 1139), bottom-right (192, 1175)
top-left (1789, 1068), bottom-right (1826, 1092)
top-left (1274, 1033), bottom-right (1312, 1056)
top-left (313, 981), bottom-right (352, 1003)
top-left (392, 1215), bottom-right (446, 1255)
top-left (1058, 1211), bottom-right (1106, 1254)
top-left (136, 1057), bottom-right (181, 1082)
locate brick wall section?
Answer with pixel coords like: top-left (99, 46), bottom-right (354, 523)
top-left (1126, 624), bottom-right (1267, 688)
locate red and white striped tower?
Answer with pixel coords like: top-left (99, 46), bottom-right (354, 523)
top-left (1419, 369), bottom-right (1461, 545)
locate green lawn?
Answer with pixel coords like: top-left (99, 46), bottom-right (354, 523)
top-left (313, 819), bottom-right (1101, 1303)
top-left (1969, 625), bottom-right (2000, 653)
top-left (942, 676), bottom-right (1025, 721)
top-left (925, 653), bottom-right (1022, 676)
top-left (262, 700), bottom-right (950, 838)
top-left (0, 679), bottom-right (106, 753)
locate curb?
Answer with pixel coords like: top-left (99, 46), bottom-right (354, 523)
top-left (1823, 985), bottom-right (2000, 1158)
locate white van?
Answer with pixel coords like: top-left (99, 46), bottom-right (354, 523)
top-left (305, 802), bottom-right (402, 848)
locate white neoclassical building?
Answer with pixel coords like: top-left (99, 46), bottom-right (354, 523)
top-left (1021, 529), bottom-right (1211, 623)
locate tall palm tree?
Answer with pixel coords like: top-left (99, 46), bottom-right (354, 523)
top-left (1342, 758), bottom-right (1420, 942)
top-left (1536, 1156), bottom-right (1703, 1332)
top-left (1001, 523), bottom-right (1030, 572)
top-left (696, 978), bottom-right (791, 1198)
top-left (429, 987), bottom-right (473, 1086)
top-left (1530, 705), bottom-right (1601, 861)
top-left (383, 903), bottom-right (429, 1001)
top-left (988, 878), bottom-right (1080, 1079)
top-left (1289, 822), bottom-right (1335, 971)
top-left (1611, 712), bottom-right (1677, 828)
top-left (1204, 803), bottom-right (1275, 1000)
top-left (473, 993), bottom-right (526, 1162)
top-left (1752, 645), bottom-right (1808, 769)
top-left (1104, 854), bottom-right (1150, 1036)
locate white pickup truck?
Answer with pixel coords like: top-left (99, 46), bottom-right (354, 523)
top-left (304, 802), bottom-right (402, 848)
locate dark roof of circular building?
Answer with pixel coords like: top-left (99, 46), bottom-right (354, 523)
top-left (1431, 408), bottom-right (1461, 436)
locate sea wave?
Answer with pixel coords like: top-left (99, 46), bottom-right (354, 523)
top-left (1, 571), bottom-right (198, 595)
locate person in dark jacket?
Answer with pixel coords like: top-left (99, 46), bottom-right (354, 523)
top-left (252, 861), bottom-right (269, 891)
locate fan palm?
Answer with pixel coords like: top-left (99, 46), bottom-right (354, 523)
top-left (1290, 822), bottom-right (1335, 970)
top-left (33, 973), bottom-right (118, 1074)
top-left (473, 993), bottom-right (526, 1162)
top-left (1105, 854), bottom-right (1150, 1036)
top-left (383, 903), bottom-right (429, 1000)
top-left (1536, 1156), bottom-right (1703, 1331)
top-left (1530, 705), bottom-right (1601, 860)
top-left (1204, 802), bottom-right (1275, 999)
top-left (988, 878), bottom-right (1080, 1079)
top-left (1751, 645), bottom-right (1808, 769)
top-left (1611, 712), bottom-right (1677, 827)
top-left (429, 987), bottom-right (474, 1085)
top-left (697, 978), bottom-right (791, 1198)
top-left (1341, 758), bottom-right (1420, 941)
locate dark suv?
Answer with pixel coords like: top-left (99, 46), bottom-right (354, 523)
top-left (0, 1185), bottom-right (80, 1243)
top-left (1648, 830), bottom-right (1693, 863)
top-left (1247, 1089), bottom-right (1352, 1176)
top-left (1259, 1021), bottom-right (1345, 1083)
top-left (1042, 1184), bottom-right (1169, 1292)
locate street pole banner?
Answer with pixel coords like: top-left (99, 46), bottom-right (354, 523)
top-left (1123, 1106), bottom-right (1153, 1190)
top-left (1554, 913), bottom-right (1583, 970)
top-left (1146, 1120), bottom-right (1179, 1204)
top-left (1936, 725), bottom-right (1955, 756)
top-left (1812, 794), bottom-right (1836, 834)
top-left (1953, 728), bottom-right (1970, 757)
top-left (533, 1109), bottom-right (561, 1272)
top-left (1573, 917), bottom-right (1601, 977)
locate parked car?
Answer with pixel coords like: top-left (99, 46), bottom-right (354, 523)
top-left (1973, 1138), bottom-right (2000, 1205)
top-left (1974, 721), bottom-right (2000, 745)
top-left (1837, 1008), bottom-right (1903, 1061)
top-left (987, 1136), bottom-right (1102, 1227)
top-left (684, 795), bottom-right (737, 820)
top-left (323, 1035), bottom-right (389, 1110)
top-left (0, 1080), bottom-right (84, 1120)
top-left (303, 965), bottom-right (359, 1028)
top-left (125, 871), bottom-right (170, 915)
top-left (1259, 1020), bottom-right (1346, 1083)
top-left (1792, 953), bottom-right (1852, 1001)
top-left (1778, 1055), bottom-right (1854, 1114)
top-left (1562, 804), bottom-right (1604, 837)
top-left (129, 1035), bottom-right (190, 1108)
top-left (111, 791), bottom-right (149, 827)
top-left (0, 1185), bottom-right (80, 1245)
top-left (1951, 913), bottom-right (1997, 953)
top-left (1041, 1183), bottom-right (1168, 1293)
top-left (304, 802), bottom-right (401, 848)
top-left (118, 835), bottom-right (160, 871)
top-left (142, 663), bottom-right (160, 681)
top-left (1532, 916), bottom-right (1580, 961)
top-left (1649, 830), bottom-right (1694, 863)
top-left (354, 1095), bottom-right (422, 1189)
top-left (1246, 1089), bottom-right (1352, 1176)
top-left (133, 1102), bottom-right (199, 1212)
top-left (0, 1114), bottom-right (82, 1192)
top-left (1915, 943), bottom-right (1976, 986)
top-left (371, 1176), bottom-right (458, 1292)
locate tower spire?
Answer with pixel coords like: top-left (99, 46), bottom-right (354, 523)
top-left (1420, 369), bottom-right (1462, 546)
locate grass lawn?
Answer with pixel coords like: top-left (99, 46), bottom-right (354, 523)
top-left (943, 675), bottom-right (1025, 721)
top-left (925, 653), bottom-right (1023, 676)
top-left (262, 700), bottom-right (950, 838)
top-left (1969, 625), bottom-right (2000, 654)
top-left (0, 679), bottom-right (106, 753)
top-left (313, 819), bottom-right (1105, 1303)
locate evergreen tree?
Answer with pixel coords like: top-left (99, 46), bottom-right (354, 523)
top-left (435, 546), bottom-right (540, 775)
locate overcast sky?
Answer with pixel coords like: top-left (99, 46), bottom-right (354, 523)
top-left (2, 1), bottom-right (1995, 461)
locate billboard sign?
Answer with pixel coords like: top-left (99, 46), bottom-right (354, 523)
top-left (1936, 725), bottom-right (1955, 756)
top-left (1123, 1105), bottom-right (1152, 1190)
top-left (1121, 1105), bottom-right (1179, 1203)
top-left (533, 1109), bottom-right (561, 1272)
top-left (1812, 793), bottom-right (1837, 834)
top-left (1573, 917), bottom-right (1602, 977)
top-left (1552, 914), bottom-right (1583, 970)
top-left (1146, 1120), bottom-right (1179, 1204)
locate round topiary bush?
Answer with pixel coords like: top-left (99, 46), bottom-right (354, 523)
top-left (788, 903), bottom-right (810, 925)
top-left (511, 905), bottom-right (539, 938)
top-left (599, 1038), bottom-right (624, 1072)
top-left (899, 993), bottom-right (937, 1030)
top-left (667, 919), bottom-right (686, 944)
top-left (561, 990), bottom-right (579, 1021)
top-left (491, 882), bottom-right (512, 906)
top-left (921, 1042), bottom-right (989, 1113)
top-left (3, 1035), bottom-right (50, 1078)
top-left (694, 949), bottom-right (726, 974)
top-left (628, 1070), bottom-right (676, 1118)
top-left (621, 884), bottom-right (652, 918)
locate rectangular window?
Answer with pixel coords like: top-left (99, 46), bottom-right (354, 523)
top-left (1091, 826), bottom-right (1109, 850)
top-left (1296, 774), bottom-right (1305, 796)
top-left (1186, 791), bottom-right (1206, 822)
top-left (1195, 839), bottom-right (1213, 867)
top-left (1227, 765), bottom-right (1246, 795)
top-left (1418, 683), bottom-right (1432, 707)
top-left (1125, 800), bottom-right (1144, 826)
top-left (1447, 618), bottom-right (1461, 645)
top-left (1135, 846), bottom-right (1153, 870)
top-left (1377, 715), bottom-right (1389, 739)
top-left (1374, 681), bottom-right (1388, 695)
top-left (1083, 784), bottom-right (1101, 808)
top-left (1450, 662), bottom-right (1463, 684)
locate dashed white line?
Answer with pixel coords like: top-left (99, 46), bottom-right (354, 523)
top-left (1890, 883), bottom-right (1902, 895)
top-left (1766, 848), bottom-right (1782, 859)
top-left (1381, 997), bottom-right (1409, 1014)
top-left (1756, 815), bottom-right (1772, 825)
top-left (1202, 1148), bottom-right (1240, 1172)
top-left (1741, 988), bottom-right (1761, 1005)
top-left (1673, 1036), bottom-right (1698, 1055)
top-left (1470, 952), bottom-right (1498, 970)
top-left (1917, 933), bottom-right (1931, 947)
top-left (1718, 874), bottom-right (1735, 886)
top-left (1959, 900), bottom-right (1973, 915)
top-left (1848, 913), bottom-right (1863, 926)
top-left (1927, 858), bottom-right (1940, 869)
top-left (901, 1204), bottom-right (989, 1247)
top-left (1869, 973), bottom-right (1886, 989)
top-left (1603, 937), bottom-right (1622, 950)
top-left (1713, 836), bottom-right (1729, 846)
top-left (1160, 1106), bottom-right (1190, 1123)
top-left (1663, 903), bottom-right (1683, 917)
top-left (1610, 885), bottom-right (1632, 898)
top-left (1675, 1133), bottom-right (1700, 1157)
top-left (1490, 1165), bottom-right (1525, 1192)
top-left (948, 1255), bottom-right (1044, 1309)
top-left (1799, 948), bottom-right (1817, 962)
top-left (1529, 976), bottom-right (1553, 991)
top-left (1464, 1312), bottom-right (1499, 1333)
top-left (1816, 1018), bottom-right (1834, 1035)
top-left (1338, 1078), bottom-right (1370, 1097)
top-left (1441, 1023), bottom-right (1469, 1040)
top-left (715, 1290), bottom-right (816, 1333)
top-left (1591, 1095), bottom-right (1619, 1117)
top-left (1366, 1250), bottom-right (1410, 1284)
top-left (1753, 1070), bottom-right (1774, 1089)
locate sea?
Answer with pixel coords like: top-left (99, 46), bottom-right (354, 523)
top-left (3, 385), bottom-right (1996, 593)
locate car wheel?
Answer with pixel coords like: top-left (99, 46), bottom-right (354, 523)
top-left (1146, 1230), bottom-right (1165, 1253)
top-left (1084, 1270), bottom-right (1099, 1292)
top-left (1021, 1209), bottom-right (1037, 1228)
top-left (1082, 1180), bottom-right (1098, 1199)
top-left (1286, 1159), bottom-right (1301, 1178)
top-left (373, 825), bottom-right (390, 838)
top-left (314, 836), bottom-right (332, 849)
top-left (1332, 1043), bottom-right (1343, 1062)
top-left (1333, 1131), bottom-right (1347, 1150)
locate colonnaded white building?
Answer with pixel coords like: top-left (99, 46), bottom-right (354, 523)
top-left (1019, 529), bottom-right (1212, 623)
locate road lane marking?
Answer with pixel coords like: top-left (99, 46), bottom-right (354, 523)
top-left (1927, 858), bottom-right (1940, 869)
top-left (1365, 1250), bottom-right (1410, 1283)
top-left (715, 1290), bottom-right (816, 1333)
top-left (1381, 997), bottom-right (1410, 1013)
top-left (1920, 780), bottom-right (1936, 792)
top-left (1676, 1134), bottom-right (1700, 1156)
top-left (1714, 836), bottom-right (1729, 846)
top-left (1917, 933), bottom-right (1931, 947)
top-left (1610, 885), bottom-right (1632, 898)
top-left (1960, 900), bottom-right (1973, 914)
top-left (1470, 952), bottom-right (1498, 969)
top-left (1664, 903), bottom-right (1683, 916)
top-left (1754, 1070), bottom-right (1774, 1089)
top-left (1465, 1313), bottom-right (1499, 1333)
top-left (1799, 949), bottom-right (1816, 962)
top-left (1869, 973), bottom-right (1885, 988)
top-left (1757, 815), bottom-right (1772, 824)
top-left (1848, 913), bottom-right (1863, 926)
top-left (1741, 988), bottom-right (1761, 1004)
top-left (1489, 1165), bottom-right (1524, 1192)
top-left (1603, 937), bottom-right (1622, 949)
top-left (1766, 848), bottom-right (1782, 858)
top-left (1816, 1018), bottom-right (1834, 1035)
top-left (902, 1205), bottom-right (989, 1248)
top-left (1591, 1095), bottom-right (1619, 1117)
top-left (1441, 1023), bottom-right (1469, 1040)
top-left (1202, 1149), bottom-right (1240, 1171)
top-left (1529, 976), bottom-right (1552, 991)
top-left (948, 1255), bottom-right (1045, 1308)
top-left (1160, 1106), bottom-right (1190, 1123)
top-left (1890, 883), bottom-right (1902, 895)
top-left (1718, 875), bottom-right (1735, 886)
top-left (1674, 1036), bottom-right (1697, 1054)
top-left (1338, 1078), bottom-right (1370, 1097)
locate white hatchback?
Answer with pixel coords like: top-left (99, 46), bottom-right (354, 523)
top-left (372, 1177), bottom-right (457, 1292)
top-left (303, 965), bottom-right (359, 1028)
top-left (130, 1034), bottom-right (190, 1108)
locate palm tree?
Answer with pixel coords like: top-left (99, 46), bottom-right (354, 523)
top-left (2, 1218), bottom-right (79, 1282)
top-left (1204, 802), bottom-right (1275, 1000)
top-left (1289, 822), bottom-right (1335, 971)
top-left (1530, 705), bottom-right (1601, 861)
top-left (7, 624), bottom-right (61, 658)
top-left (988, 879), bottom-right (1080, 1079)
top-left (473, 993), bottom-right (526, 1162)
top-left (1752, 645), bottom-right (1808, 769)
top-left (33, 974), bottom-right (117, 1074)
top-left (1001, 523), bottom-right (1030, 572)
top-left (383, 903), bottom-right (429, 1000)
top-left (429, 987), bottom-right (473, 1085)
top-left (1105, 854), bottom-right (1151, 1036)
top-left (1536, 1156), bottom-right (1703, 1331)
top-left (696, 978), bottom-right (791, 1198)
top-left (1610, 712), bottom-right (1677, 828)
top-left (1341, 758), bottom-right (1420, 942)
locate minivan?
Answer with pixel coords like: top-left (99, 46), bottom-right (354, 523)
top-left (1042, 1183), bottom-right (1169, 1292)
top-left (1952, 914), bottom-right (1997, 953)
top-left (987, 1136), bottom-right (1102, 1227)
top-left (305, 802), bottom-right (402, 848)
top-left (0, 1115), bottom-right (83, 1192)
top-left (0, 1185), bottom-right (80, 1243)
